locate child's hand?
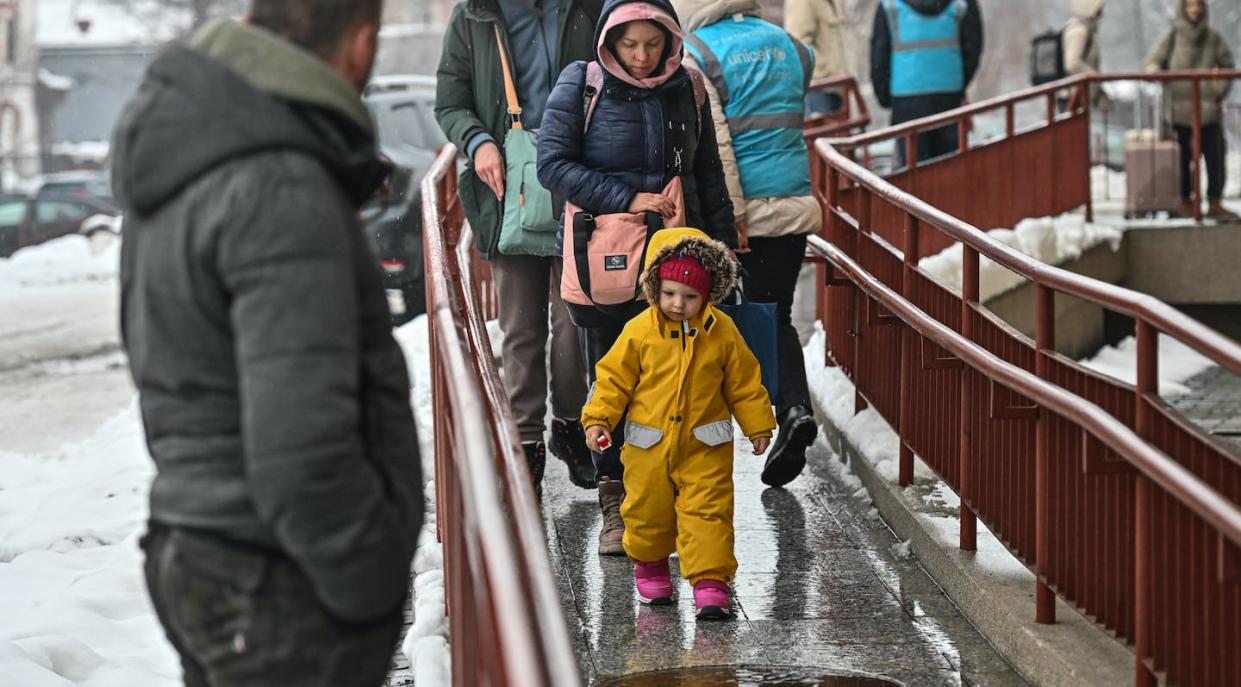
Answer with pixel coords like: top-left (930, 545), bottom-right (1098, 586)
top-left (750, 435), bottom-right (771, 455)
top-left (585, 425), bottom-right (612, 452)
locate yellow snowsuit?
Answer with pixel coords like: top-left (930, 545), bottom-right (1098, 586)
top-left (581, 228), bottom-right (776, 585)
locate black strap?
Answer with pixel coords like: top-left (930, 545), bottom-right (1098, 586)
top-left (573, 211), bottom-right (597, 305)
top-left (1160, 30), bottom-right (1175, 71)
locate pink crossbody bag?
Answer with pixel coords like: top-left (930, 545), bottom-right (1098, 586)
top-left (559, 62), bottom-right (703, 310)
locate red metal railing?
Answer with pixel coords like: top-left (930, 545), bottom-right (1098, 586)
top-left (817, 70), bottom-right (1241, 257)
top-left (803, 75), bottom-right (871, 142)
top-left (812, 134), bottom-right (1241, 686)
top-left (422, 148), bottom-right (580, 687)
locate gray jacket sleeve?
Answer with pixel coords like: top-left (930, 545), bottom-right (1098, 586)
top-left (218, 175), bottom-right (413, 624)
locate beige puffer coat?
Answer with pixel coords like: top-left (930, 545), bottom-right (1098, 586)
top-left (673, 0), bottom-right (823, 239)
top-left (783, 0), bottom-right (848, 81)
top-left (1143, 0), bottom-right (1235, 126)
top-left (1063, 0), bottom-right (1103, 76)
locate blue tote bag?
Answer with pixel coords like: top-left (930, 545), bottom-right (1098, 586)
top-left (717, 288), bottom-right (780, 405)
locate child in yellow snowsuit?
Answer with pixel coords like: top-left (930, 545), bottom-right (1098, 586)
top-left (582, 227), bottom-right (777, 620)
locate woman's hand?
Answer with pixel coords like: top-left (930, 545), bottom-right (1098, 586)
top-left (474, 141), bottom-right (506, 200)
top-left (750, 435), bottom-right (771, 455)
top-left (628, 192), bottom-right (676, 218)
top-left (585, 425), bottom-right (612, 452)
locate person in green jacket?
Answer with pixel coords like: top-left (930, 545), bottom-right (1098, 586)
top-left (435, 0), bottom-right (604, 495)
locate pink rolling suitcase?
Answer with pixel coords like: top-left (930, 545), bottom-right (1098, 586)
top-left (1124, 86), bottom-right (1181, 218)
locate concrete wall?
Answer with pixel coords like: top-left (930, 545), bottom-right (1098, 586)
top-left (982, 242), bottom-right (1129, 360)
top-left (1124, 224), bottom-right (1241, 305)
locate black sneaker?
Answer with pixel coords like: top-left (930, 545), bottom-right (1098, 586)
top-left (523, 441), bottom-right (546, 500)
top-left (761, 406), bottom-right (817, 488)
top-left (549, 418), bottom-right (598, 489)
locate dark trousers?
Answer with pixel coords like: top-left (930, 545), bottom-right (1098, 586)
top-left (491, 254), bottom-right (587, 443)
top-left (580, 317), bottom-right (631, 480)
top-left (1174, 124), bottom-right (1228, 201)
top-left (142, 524), bottom-right (403, 687)
top-left (738, 233), bottom-right (811, 418)
top-left (891, 92), bottom-right (964, 167)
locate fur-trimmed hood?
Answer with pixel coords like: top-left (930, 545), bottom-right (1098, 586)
top-left (641, 227), bottom-right (737, 305)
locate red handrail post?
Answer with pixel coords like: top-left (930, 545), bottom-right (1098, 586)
top-left (898, 213), bottom-right (920, 487)
top-left (905, 132), bottom-right (918, 174)
top-left (1192, 80), bottom-right (1203, 223)
top-left (959, 245), bottom-right (979, 552)
top-left (1134, 319), bottom-right (1158, 687)
top-left (853, 188), bottom-right (870, 415)
top-left (1084, 81), bottom-right (1095, 224)
top-left (1035, 284), bottom-right (1056, 624)
top-left (824, 164), bottom-right (839, 369)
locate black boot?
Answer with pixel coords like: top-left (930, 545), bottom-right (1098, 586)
top-left (761, 405), bottom-right (817, 488)
top-left (523, 441), bottom-right (547, 500)
top-left (549, 418), bottom-right (598, 489)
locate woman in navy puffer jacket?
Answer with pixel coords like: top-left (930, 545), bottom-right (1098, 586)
top-left (537, 0), bottom-right (735, 556)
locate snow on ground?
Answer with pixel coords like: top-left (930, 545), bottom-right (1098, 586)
top-left (918, 212), bottom-right (1124, 302)
top-left (393, 316), bottom-right (452, 686)
top-left (0, 234), bottom-right (119, 289)
top-left (0, 403), bottom-right (179, 687)
top-left (1079, 333), bottom-right (1217, 397)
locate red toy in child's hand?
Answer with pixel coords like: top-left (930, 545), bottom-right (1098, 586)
top-left (596, 433), bottom-right (612, 450)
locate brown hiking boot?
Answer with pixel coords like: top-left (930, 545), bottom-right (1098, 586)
top-left (597, 477), bottom-right (626, 555)
top-left (1207, 200), bottom-right (1240, 222)
top-left (1178, 200), bottom-right (1198, 219)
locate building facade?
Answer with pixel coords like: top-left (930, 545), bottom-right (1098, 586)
top-left (0, 0), bottom-right (41, 189)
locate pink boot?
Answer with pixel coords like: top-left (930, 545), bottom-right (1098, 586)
top-left (633, 559), bottom-right (673, 605)
top-left (693, 579), bottom-right (731, 620)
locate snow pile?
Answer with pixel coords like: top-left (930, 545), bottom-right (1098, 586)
top-left (51, 141), bottom-right (111, 164)
top-left (803, 324), bottom-right (936, 486)
top-left (0, 235), bottom-right (120, 288)
top-left (0, 403), bottom-right (180, 686)
top-left (918, 212), bottom-right (1124, 302)
top-left (393, 315), bottom-right (451, 686)
top-left (1078, 333), bottom-right (1218, 396)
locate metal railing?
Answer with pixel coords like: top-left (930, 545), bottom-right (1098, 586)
top-left (812, 133), bottom-right (1241, 686)
top-left (422, 147), bottom-right (580, 687)
top-left (816, 70), bottom-right (1241, 257)
top-left (803, 74), bottom-right (871, 142)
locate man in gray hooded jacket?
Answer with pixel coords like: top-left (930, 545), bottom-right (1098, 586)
top-left (111, 1), bottom-right (422, 684)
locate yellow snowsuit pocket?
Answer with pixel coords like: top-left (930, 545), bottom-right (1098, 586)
top-left (691, 420), bottom-right (733, 447)
top-left (625, 421), bottom-right (663, 449)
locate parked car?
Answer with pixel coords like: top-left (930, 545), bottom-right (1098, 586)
top-left (0, 192), bottom-right (119, 257)
top-left (363, 74), bottom-right (443, 326)
top-left (36, 170), bottom-right (115, 205)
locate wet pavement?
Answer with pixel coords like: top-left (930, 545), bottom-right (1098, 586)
top-left (541, 430), bottom-right (1029, 687)
top-left (1166, 366), bottom-right (1241, 451)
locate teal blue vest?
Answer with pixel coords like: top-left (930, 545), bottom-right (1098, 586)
top-left (684, 16), bottom-right (813, 199)
top-left (887, 0), bottom-right (965, 97)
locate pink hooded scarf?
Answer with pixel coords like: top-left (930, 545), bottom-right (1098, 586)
top-left (597, 3), bottom-right (685, 89)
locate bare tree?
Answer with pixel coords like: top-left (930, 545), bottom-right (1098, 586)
top-left (97, 0), bottom-right (247, 34)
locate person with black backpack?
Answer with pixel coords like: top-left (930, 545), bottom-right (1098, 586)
top-left (537, 0), bottom-right (735, 555)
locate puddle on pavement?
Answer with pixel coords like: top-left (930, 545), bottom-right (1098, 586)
top-left (596, 665), bottom-right (903, 687)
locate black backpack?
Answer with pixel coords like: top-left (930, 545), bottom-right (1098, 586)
top-left (1030, 28), bottom-right (1066, 85)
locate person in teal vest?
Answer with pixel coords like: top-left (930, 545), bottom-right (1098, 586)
top-left (870, 0), bottom-right (983, 165)
top-left (675, 0), bottom-right (824, 488)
